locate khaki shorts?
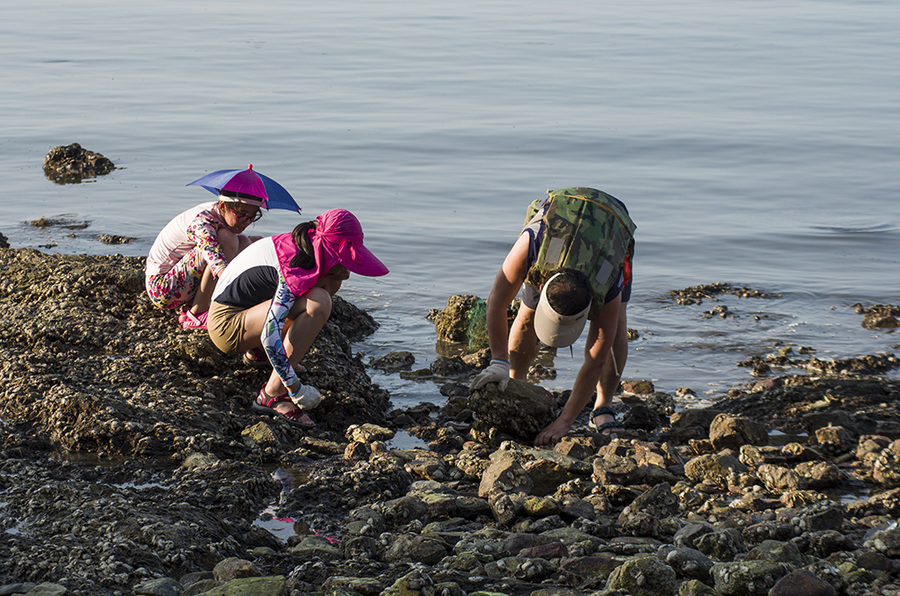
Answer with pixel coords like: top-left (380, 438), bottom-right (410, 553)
top-left (208, 301), bottom-right (249, 356)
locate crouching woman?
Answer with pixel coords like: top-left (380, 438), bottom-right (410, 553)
top-left (208, 208), bottom-right (388, 426)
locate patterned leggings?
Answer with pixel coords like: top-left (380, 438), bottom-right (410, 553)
top-left (145, 248), bottom-right (205, 310)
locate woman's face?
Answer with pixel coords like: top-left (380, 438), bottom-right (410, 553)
top-left (319, 265), bottom-right (350, 295)
top-left (218, 200), bottom-right (260, 233)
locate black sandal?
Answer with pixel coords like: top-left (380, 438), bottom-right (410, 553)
top-left (242, 348), bottom-right (306, 373)
top-left (588, 406), bottom-right (624, 432)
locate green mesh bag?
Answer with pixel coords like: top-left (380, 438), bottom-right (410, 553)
top-left (524, 187), bottom-right (636, 302)
top-left (466, 298), bottom-right (489, 351)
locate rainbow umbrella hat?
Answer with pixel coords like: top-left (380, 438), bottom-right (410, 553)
top-left (187, 164), bottom-right (301, 213)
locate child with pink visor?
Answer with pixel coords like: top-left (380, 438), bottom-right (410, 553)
top-left (207, 208), bottom-right (388, 427)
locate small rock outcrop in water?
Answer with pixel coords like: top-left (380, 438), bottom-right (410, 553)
top-left (42, 143), bottom-right (115, 184)
top-left (427, 294), bottom-right (519, 352)
top-left (668, 282), bottom-right (778, 305)
top-left (854, 303), bottom-right (900, 330)
top-left (97, 233), bottom-right (135, 245)
top-left (26, 216), bottom-right (89, 229)
top-left (0, 230), bottom-right (8, 248)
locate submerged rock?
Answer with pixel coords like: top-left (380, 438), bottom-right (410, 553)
top-left (669, 282), bottom-right (778, 305)
top-left (98, 233), bottom-right (135, 245)
top-left (371, 350), bottom-right (416, 372)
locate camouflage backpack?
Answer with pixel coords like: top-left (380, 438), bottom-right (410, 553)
top-left (523, 187), bottom-right (636, 303)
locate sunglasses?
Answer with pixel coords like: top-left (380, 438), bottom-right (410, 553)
top-left (223, 202), bottom-right (263, 223)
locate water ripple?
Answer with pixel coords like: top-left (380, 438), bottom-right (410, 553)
top-left (809, 223), bottom-right (898, 234)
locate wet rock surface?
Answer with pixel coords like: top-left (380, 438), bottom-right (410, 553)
top-left (1, 252), bottom-right (900, 595)
top-left (42, 143), bottom-right (115, 184)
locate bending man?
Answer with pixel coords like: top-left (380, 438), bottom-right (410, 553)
top-left (471, 187), bottom-right (636, 446)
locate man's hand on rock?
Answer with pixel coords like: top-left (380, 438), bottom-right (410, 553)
top-left (534, 416), bottom-right (573, 447)
top-left (469, 358), bottom-right (511, 392)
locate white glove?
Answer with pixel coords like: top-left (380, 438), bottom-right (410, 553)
top-left (289, 384), bottom-right (323, 410)
top-left (470, 359), bottom-right (511, 392)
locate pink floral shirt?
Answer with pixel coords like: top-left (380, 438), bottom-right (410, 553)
top-left (145, 201), bottom-right (229, 278)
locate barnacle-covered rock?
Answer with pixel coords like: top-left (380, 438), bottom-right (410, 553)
top-left (42, 142), bottom-right (115, 184)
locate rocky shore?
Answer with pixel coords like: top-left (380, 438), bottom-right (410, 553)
top-left (2, 246), bottom-right (900, 596)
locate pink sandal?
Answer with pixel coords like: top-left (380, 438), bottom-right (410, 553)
top-left (181, 310), bottom-right (208, 330)
top-left (250, 388), bottom-right (314, 427)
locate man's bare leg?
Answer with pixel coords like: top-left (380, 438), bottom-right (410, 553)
top-left (590, 302), bottom-right (628, 429)
top-left (508, 305), bottom-right (538, 380)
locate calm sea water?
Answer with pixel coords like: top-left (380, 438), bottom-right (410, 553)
top-left (2, 0), bottom-right (898, 408)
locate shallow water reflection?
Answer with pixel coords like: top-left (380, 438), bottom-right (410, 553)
top-left (254, 505), bottom-right (297, 541)
top-left (386, 430), bottom-right (429, 450)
